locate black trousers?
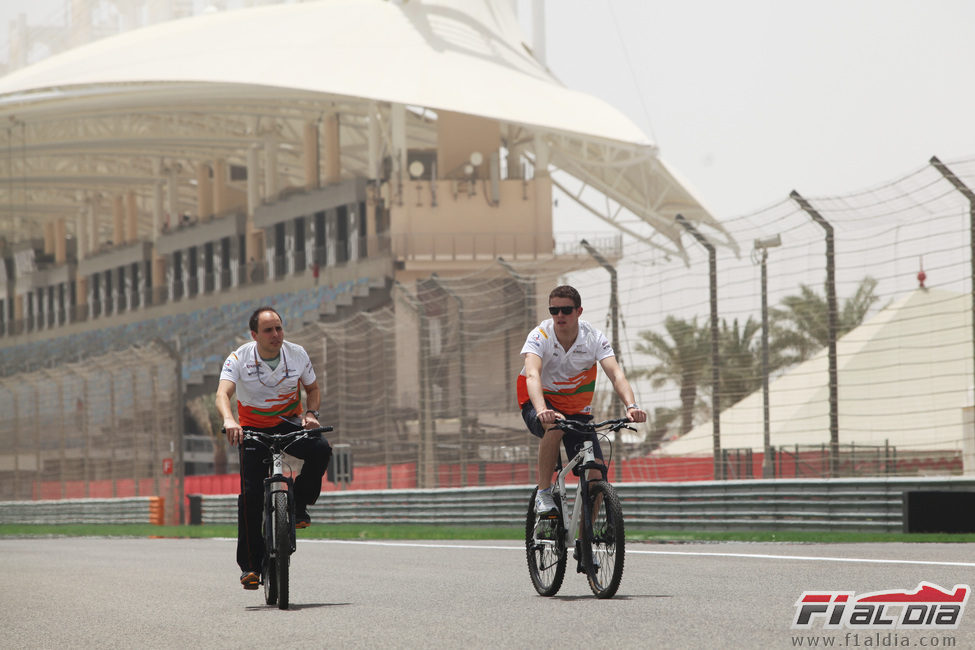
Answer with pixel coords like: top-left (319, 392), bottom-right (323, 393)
top-left (237, 422), bottom-right (332, 573)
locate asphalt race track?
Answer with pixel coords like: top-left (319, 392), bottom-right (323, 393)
top-left (3, 537), bottom-right (974, 649)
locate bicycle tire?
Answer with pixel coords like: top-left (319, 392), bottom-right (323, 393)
top-left (263, 562), bottom-right (277, 605)
top-left (263, 500), bottom-right (277, 606)
top-left (525, 487), bottom-right (567, 597)
top-left (580, 480), bottom-right (625, 599)
top-left (273, 490), bottom-right (291, 610)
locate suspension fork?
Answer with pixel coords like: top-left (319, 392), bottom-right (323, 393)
top-left (578, 475), bottom-right (595, 540)
top-left (579, 464), bottom-right (607, 540)
top-left (264, 469), bottom-right (296, 554)
top-left (578, 440), bottom-right (604, 536)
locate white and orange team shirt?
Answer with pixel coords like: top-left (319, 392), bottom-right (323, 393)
top-left (220, 340), bottom-right (316, 428)
top-left (516, 318), bottom-right (614, 416)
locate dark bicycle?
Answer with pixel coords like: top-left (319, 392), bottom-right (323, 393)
top-left (241, 425), bottom-right (332, 610)
top-left (526, 417), bottom-right (633, 599)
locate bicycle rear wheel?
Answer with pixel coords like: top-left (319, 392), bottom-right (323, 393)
top-left (581, 480), bottom-right (625, 599)
top-left (272, 490), bottom-right (291, 610)
top-left (525, 488), bottom-right (566, 597)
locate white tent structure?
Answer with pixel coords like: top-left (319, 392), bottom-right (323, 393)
top-left (657, 287), bottom-right (975, 471)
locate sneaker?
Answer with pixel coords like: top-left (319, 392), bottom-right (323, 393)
top-left (534, 488), bottom-right (558, 515)
top-left (295, 508), bottom-right (311, 529)
top-left (240, 570), bottom-right (259, 590)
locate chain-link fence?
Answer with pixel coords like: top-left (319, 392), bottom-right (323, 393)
top-left (283, 269), bottom-right (546, 490)
top-left (6, 156), bottom-right (975, 506)
top-left (0, 340), bottom-right (183, 521)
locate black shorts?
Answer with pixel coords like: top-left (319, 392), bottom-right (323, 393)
top-left (521, 401), bottom-right (603, 462)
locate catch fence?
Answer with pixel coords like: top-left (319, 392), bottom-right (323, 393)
top-left (0, 340), bottom-right (183, 522)
top-left (4, 156), bottom-right (975, 507)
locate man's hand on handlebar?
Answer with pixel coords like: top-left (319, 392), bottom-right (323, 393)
top-left (535, 406), bottom-right (563, 425)
top-left (302, 411), bottom-right (320, 430)
top-left (626, 406), bottom-right (648, 424)
top-left (224, 418), bottom-right (243, 447)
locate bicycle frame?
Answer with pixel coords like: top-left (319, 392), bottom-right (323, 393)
top-left (550, 438), bottom-right (601, 551)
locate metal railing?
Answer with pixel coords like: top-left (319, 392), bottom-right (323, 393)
top-left (191, 477), bottom-right (975, 532)
top-left (0, 497), bottom-right (162, 524)
top-left (4, 478), bottom-right (974, 532)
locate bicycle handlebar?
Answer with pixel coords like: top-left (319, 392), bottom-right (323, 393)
top-left (220, 425), bottom-right (332, 446)
top-left (237, 427), bottom-right (332, 454)
top-left (550, 417), bottom-right (635, 434)
top-left (241, 425), bottom-right (332, 439)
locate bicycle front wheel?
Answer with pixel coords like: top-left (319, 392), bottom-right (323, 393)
top-left (525, 488), bottom-right (566, 597)
top-left (581, 480), bottom-right (625, 599)
top-left (273, 490), bottom-right (291, 610)
top-left (263, 560), bottom-right (277, 605)
top-left (263, 500), bottom-right (277, 606)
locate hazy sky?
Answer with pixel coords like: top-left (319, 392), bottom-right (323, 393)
top-left (1, 0), bottom-right (974, 220)
top-left (534, 0), bottom-right (975, 219)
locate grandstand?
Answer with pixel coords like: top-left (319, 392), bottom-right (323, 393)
top-left (0, 1), bottom-right (723, 515)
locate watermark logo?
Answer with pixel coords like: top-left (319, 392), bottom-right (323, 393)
top-left (793, 582), bottom-right (969, 630)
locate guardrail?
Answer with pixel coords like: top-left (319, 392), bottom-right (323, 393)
top-left (188, 477), bottom-right (975, 533)
top-left (190, 486), bottom-right (529, 527)
top-left (0, 496), bottom-right (164, 525)
top-left (3, 478), bottom-right (974, 532)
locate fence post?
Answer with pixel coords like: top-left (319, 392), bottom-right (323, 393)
top-left (395, 282), bottom-right (435, 489)
top-left (930, 157), bottom-right (975, 476)
top-left (790, 191), bottom-right (839, 477)
top-left (430, 275), bottom-right (469, 487)
top-left (580, 239), bottom-right (623, 482)
top-left (156, 338), bottom-right (185, 525)
top-left (675, 214), bottom-right (722, 480)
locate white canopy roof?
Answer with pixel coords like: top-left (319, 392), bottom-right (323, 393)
top-left (0, 0), bottom-right (648, 145)
top-left (658, 287), bottom-right (974, 457)
top-left (0, 0), bottom-right (732, 257)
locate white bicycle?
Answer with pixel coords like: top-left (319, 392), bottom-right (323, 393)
top-left (525, 417), bottom-right (633, 599)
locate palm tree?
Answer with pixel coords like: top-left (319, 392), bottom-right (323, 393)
top-left (841, 276), bottom-right (882, 329)
top-left (715, 316), bottom-right (764, 409)
top-left (633, 316), bottom-right (711, 435)
top-left (646, 406), bottom-right (680, 452)
top-left (632, 277), bottom-right (881, 443)
top-left (770, 276), bottom-right (881, 366)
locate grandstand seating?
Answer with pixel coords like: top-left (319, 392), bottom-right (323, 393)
top-left (0, 277), bottom-right (373, 384)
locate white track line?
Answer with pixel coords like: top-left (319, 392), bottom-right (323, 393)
top-left (305, 539), bottom-right (519, 551)
top-left (627, 549), bottom-right (975, 568)
top-left (302, 539), bottom-right (975, 568)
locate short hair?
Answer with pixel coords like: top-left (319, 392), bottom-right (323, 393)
top-left (549, 285), bottom-right (581, 308)
top-left (249, 306), bottom-right (282, 333)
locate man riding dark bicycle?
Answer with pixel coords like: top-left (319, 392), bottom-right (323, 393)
top-left (516, 285), bottom-right (646, 515)
top-left (215, 306), bottom-right (332, 590)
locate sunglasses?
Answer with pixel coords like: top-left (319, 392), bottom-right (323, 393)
top-left (548, 305), bottom-right (576, 316)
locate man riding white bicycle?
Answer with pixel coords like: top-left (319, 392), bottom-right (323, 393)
top-left (215, 306), bottom-right (332, 590)
top-left (517, 285), bottom-right (646, 515)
